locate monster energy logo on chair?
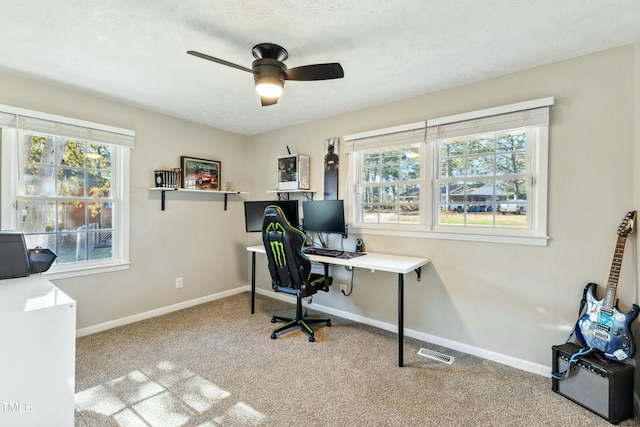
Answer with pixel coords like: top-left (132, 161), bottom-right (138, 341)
top-left (269, 241), bottom-right (286, 267)
top-left (266, 221), bottom-right (286, 267)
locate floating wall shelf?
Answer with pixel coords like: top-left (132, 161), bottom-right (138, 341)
top-left (149, 188), bottom-right (248, 211)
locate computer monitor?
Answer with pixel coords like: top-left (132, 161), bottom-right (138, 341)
top-left (302, 200), bottom-right (346, 234)
top-left (244, 200), bottom-right (299, 232)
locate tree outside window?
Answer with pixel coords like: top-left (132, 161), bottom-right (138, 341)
top-left (20, 133), bottom-right (115, 264)
top-left (437, 129), bottom-right (529, 228)
top-left (360, 143), bottom-right (420, 224)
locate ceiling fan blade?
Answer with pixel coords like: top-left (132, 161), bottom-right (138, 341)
top-left (284, 63), bottom-right (344, 81)
top-left (261, 97), bottom-right (278, 106)
top-left (186, 50), bottom-right (252, 73)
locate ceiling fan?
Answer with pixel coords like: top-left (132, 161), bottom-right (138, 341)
top-left (187, 43), bottom-right (344, 106)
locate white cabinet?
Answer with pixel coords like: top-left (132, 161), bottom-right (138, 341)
top-left (0, 275), bottom-right (76, 427)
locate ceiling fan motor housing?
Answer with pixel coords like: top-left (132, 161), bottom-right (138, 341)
top-left (252, 58), bottom-right (286, 92)
top-left (252, 43), bottom-right (288, 61)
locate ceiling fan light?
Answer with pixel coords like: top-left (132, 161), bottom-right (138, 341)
top-left (255, 76), bottom-right (283, 98)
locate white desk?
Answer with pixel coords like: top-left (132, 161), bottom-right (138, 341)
top-left (247, 245), bottom-right (430, 367)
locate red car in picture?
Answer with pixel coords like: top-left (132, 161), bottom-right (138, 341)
top-left (187, 171), bottom-right (214, 185)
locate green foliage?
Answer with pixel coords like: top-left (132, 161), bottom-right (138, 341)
top-left (440, 132), bottom-right (528, 200)
top-left (23, 134), bottom-right (112, 230)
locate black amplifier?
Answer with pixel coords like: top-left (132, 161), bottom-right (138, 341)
top-left (552, 342), bottom-right (634, 424)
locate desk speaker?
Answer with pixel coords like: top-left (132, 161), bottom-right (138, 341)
top-left (552, 342), bottom-right (634, 424)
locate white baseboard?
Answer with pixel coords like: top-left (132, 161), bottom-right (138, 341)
top-left (256, 288), bottom-right (551, 376)
top-left (77, 285), bottom-right (552, 377)
top-left (76, 286), bottom-right (250, 337)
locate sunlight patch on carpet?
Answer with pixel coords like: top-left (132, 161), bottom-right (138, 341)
top-left (75, 360), bottom-right (265, 426)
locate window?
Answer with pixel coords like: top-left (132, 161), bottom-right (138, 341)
top-left (345, 98), bottom-right (552, 246)
top-left (359, 131), bottom-right (423, 225)
top-left (437, 129), bottom-right (527, 219)
top-left (0, 105), bottom-right (134, 278)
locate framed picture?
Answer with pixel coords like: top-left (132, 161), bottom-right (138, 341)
top-left (180, 156), bottom-right (221, 190)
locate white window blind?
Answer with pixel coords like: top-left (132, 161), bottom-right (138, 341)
top-left (344, 122), bottom-right (426, 153)
top-left (0, 105), bottom-right (134, 148)
top-left (426, 99), bottom-right (552, 141)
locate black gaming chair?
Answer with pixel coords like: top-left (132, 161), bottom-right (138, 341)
top-left (262, 205), bottom-right (332, 342)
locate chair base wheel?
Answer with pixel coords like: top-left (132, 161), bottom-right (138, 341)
top-left (270, 314), bottom-right (331, 342)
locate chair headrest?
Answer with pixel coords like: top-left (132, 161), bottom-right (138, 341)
top-left (263, 205), bottom-right (295, 233)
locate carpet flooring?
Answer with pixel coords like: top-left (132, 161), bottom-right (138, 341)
top-left (74, 292), bottom-right (639, 426)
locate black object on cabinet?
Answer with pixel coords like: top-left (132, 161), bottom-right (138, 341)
top-left (0, 232), bottom-right (30, 279)
top-left (552, 342), bottom-right (634, 424)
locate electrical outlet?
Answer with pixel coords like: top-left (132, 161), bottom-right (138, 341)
top-left (175, 277), bottom-right (184, 289)
top-left (340, 283), bottom-right (347, 293)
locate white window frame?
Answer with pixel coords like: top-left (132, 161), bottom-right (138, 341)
top-left (345, 98), bottom-right (553, 246)
top-left (0, 104), bottom-right (133, 279)
top-left (348, 124), bottom-right (427, 230)
top-left (345, 122), bottom-right (430, 234)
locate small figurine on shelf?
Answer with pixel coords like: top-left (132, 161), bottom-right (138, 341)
top-left (173, 168), bottom-right (182, 188)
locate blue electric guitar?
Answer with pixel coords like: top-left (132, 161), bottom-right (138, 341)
top-left (575, 211), bottom-right (639, 361)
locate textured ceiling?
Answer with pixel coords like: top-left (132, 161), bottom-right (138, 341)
top-left (1, 1), bottom-right (639, 136)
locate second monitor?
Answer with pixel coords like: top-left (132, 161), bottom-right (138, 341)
top-left (302, 200), bottom-right (346, 235)
top-left (244, 200), bottom-right (299, 232)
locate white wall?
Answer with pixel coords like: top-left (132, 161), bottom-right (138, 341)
top-left (248, 45), bottom-right (639, 371)
top-left (0, 72), bottom-right (250, 329)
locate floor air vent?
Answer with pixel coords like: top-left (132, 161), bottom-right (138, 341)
top-left (417, 348), bottom-right (455, 364)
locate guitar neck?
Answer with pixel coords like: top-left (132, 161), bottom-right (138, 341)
top-left (603, 236), bottom-right (626, 309)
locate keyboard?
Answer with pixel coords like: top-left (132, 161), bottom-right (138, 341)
top-left (303, 247), bottom-right (343, 257)
top-left (303, 247), bottom-right (365, 258)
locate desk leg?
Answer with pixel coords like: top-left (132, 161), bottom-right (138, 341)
top-left (398, 273), bottom-right (404, 367)
top-left (251, 252), bottom-right (256, 314)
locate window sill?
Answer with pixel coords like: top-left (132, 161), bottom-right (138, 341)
top-left (348, 226), bottom-right (549, 247)
top-left (43, 261), bottom-right (131, 280)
